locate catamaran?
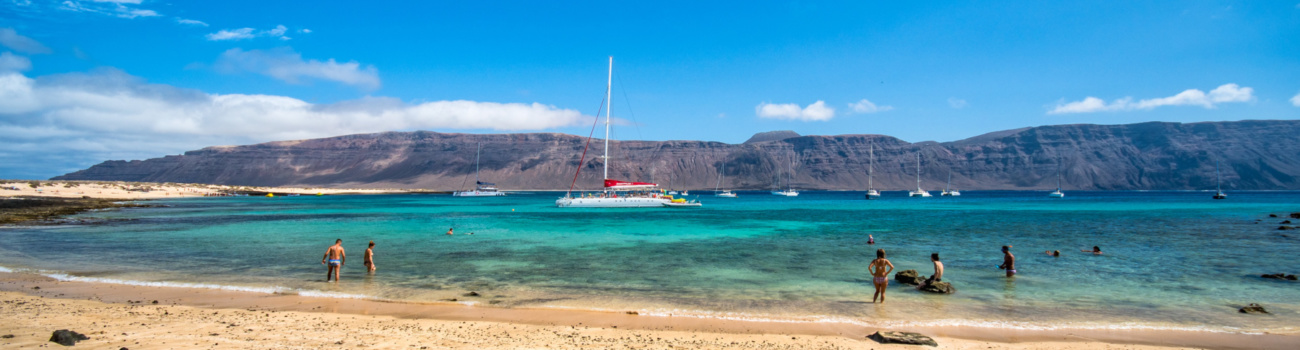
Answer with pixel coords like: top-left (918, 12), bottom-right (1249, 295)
top-left (1048, 161), bottom-right (1065, 198)
top-left (453, 143), bottom-right (506, 197)
top-left (555, 57), bottom-right (700, 208)
top-left (1213, 161), bottom-right (1227, 200)
top-left (940, 170), bottom-right (960, 196)
top-left (715, 162), bottom-right (737, 197)
top-left (771, 151), bottom-right (799, 196)
top-left (865, 142), bottom-right (880, 199)
top-left (909, 153), bottom-right (932, 197)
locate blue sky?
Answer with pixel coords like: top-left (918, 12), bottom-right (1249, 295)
top-left (1, 1), bottom-right (1298, 179)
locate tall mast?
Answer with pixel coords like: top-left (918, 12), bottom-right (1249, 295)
top-left (946, 170), bottom-right (951, 191)
top-left (603, 56), bottom-right (612, 184)
top-left (916, 153), bottom-right (921, 190)
top-left (1056, 160), bottom-right (1062, 190)
top-left (868, 142), bottom-right (874, 190)
top-left (1216, 161), bottom-right (1222, 192)
top-left (474, 142), bottom-right (481, 184)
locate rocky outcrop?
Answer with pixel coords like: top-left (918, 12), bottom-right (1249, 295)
top-left (53, 120), bottom-right (1300, 190)
top-left (894, 270), bottom-right (923, 285)
top-left (1262, 273), bottom-right (1297, 281)
top-left (919, 281), bottom-right (956, 294)
top-left (49, 329), bottom-right (89, 346)
top-left (868, 331), bottom-right (938, 346)
top-left (1239, 303), bottom-right (1269, 314)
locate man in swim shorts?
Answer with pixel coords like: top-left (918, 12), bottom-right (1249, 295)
top-left (869, 249), bottom-right (895, 303)
top-left (922, 253), bottom-right (944, 287)
top-left (364, 240), bottom-right (376, 273)
top-left (322, 239), bottom-right (346, 281)
top-left (999, 245), bottom-right (1016, 277)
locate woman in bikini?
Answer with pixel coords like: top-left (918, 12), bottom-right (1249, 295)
top-left (869, 248), bottom-right (895, 303)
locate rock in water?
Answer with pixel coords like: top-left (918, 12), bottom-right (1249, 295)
top-left (1291, 213), bottom-right (1300, 219)
top-left (1239, 303), bottom-right (1269, 314)
top-left (868, 331), bottom-right (938, 346)
top-left (49, 330), bottom-right (90, 346)
top-left (919, 281), bottom-right (956, 294)
top-left (1262, 273), bottom-right (1298, 280)
top-left (894, 270), bottom-right (923, 285)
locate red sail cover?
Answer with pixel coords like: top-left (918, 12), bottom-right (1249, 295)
top-left (604, 179), bottom-right (658, 189)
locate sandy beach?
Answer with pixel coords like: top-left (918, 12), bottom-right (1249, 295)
top-left (0, 180), bottom-right (415, 200)
top-left (1, 272), bottom-right (1295, 349)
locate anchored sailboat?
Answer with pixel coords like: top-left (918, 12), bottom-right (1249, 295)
top-left (940, 170), bottom-right (960, 196)
top-left (715, 161), bottom-right (737, 198)
top-left (1213, 161), bottom-right (1227, 200)
top-left (772, 150), bottom-right (799, 196)
top-left (555, 57), bottom-right (700, 208)
top-left (1048, 160), bottom-right (1065, 198)
top-left (909, 153), bottom-right (932, 197)
top-left (453, 142), bottom-right (506, 197)
top-left (865, 142), bottom-right (880, 199)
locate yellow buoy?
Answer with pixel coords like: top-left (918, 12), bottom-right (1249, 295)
top-left (266, 193), bottom-right (274, 197)
top-left (316, 192), bottom-right (323, 196)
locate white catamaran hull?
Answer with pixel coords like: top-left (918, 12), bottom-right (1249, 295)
top-left (771, 191), bottom-right (799, 197)
top-left (556, 197), bottom-right (671, 208)
top-left (453, 191), bottom-right (506, 197)
top-left (910, 190), bottom-right (932, 197)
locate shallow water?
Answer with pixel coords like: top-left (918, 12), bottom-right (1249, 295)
top-left (2, 191), bottom-right (1298, 332)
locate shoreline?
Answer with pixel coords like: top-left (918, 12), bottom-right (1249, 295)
top-left (1, 271), bottom-right (1295, 349)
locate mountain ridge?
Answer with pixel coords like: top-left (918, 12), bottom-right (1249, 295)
top-left (53, 120), bottom-right (1300, 191)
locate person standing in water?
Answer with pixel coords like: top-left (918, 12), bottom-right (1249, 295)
top-left (869, 249), bottom-right (895, 303)
top-left (322, 239), bottom-right (346, 282)
top-left (446, 228), bottom-right (454, 235)
top-left (363, 241), bottom-right (376, 272)
top-left (999, 245), bottom-right (1016, 277)
top-left (867, 234), bottom-right (875, 245)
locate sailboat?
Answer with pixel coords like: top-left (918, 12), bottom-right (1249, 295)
top-left (1213, 161), bottom-right (1227, 200)
top-left (1048, 160), bottom-right (1065, 198)
top-left (940, 170), bottom-right (960, 196)
top-left (715, 162), bottom-right (737, 198)
top-left (909, 153), bottom-right (932, 197)
top-left (771, 150), bottom-right (799, 196)
top-left (865, 142), bottom-right (880, 199)
top-left (453, 143), bottom-right (506, 197)
top-left (555, 57), bottom-right (700, 208)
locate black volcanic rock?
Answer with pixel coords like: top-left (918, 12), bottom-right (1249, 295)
top-left (53, 120), bottom-right (1300, 191)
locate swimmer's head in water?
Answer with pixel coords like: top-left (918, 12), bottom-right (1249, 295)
top-left (1093, 246), bottom-right (1101, 252)
top-left (1053, 250), bottom-right (1061, 256)
top-left (931, 253), bottom-right (940, 261)
top-left (876, 249), bottom-right (886, 259)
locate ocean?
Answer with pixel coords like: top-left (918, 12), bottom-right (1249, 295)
top-left (2, 191), bottom-right (1298, 333)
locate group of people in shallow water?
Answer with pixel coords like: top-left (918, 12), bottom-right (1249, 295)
top-left (321, 239), bottom-right (377, 282)
top-left (865, 235), bottom-right (1101, 303)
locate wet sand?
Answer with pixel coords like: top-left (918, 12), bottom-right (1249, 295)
top-left (2, 272), bottom-right (1295, 349)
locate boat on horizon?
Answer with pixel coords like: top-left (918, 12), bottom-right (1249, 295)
top-left (941, 170), bottom-right (960, 196)
top-left (1048, 160), bottom-right (1065, 198)
top-left (865, 142), bottom-right (880, 199)
top-left (1213, 161), bottom-right (1227, 200)
top-left (555, 57), bottom-right (700, 208)
top-left (909, 153), bottom-right (932, 197)
top-left (771, 150), bottom-right (799, 197)
top-left (715, 162), bottom-right (737, 198)
top-left (454, 143), bottom-right (507, 197)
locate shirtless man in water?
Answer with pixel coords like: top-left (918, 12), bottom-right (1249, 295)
top-left (363, 241), bottom-right (376, 272)
top-left (869, 248), bottom-right (895, 303)
top-left (999, 245), bottom-right (1016, 277)
top-left (322, 239), bottom-right (346, 281)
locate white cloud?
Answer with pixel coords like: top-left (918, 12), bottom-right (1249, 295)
top-left (0, 68), bottom-right (591, 178)
top-left (1291, 92), bottom-right (1300, 107)
top-left (176, 18), bottom-right (208, 26)
top-left (0, 52), bottom-right (31, 72)
top-left (1048, 84), bottom-right (1255, 114)
top-left (300, 28), bottom-right (312, 34)
top-left (60, 0), bottom-right (160, 18)
top-left (0, 28), bottom-right (52, 54)
top-left (214, 47), bottom-right (381, 90)
top-left (948, 97), bottom-right (968, 109)
top-left (755, 100), bottom-right (835, 121)
top-left (206, 25), bottom-right (293, 41)
top-left (847, 99), bottom-right (892, 114)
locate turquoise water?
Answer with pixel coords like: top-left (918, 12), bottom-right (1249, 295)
top-left (2, 191), bottom-right (1299, 332)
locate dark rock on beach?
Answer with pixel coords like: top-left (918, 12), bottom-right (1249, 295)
top-left (869, 331), bottom-right (938, 346)
top-left (1239, 303), bottom-right (1269, 314)
top-left (1, 197), bottom-right (153, 226)
top-left (1262, 273), bottom-right (1298, 280)
top-left (919, 281), bottom-right (956, 294)
top-left (49, 329), bottom-right (90, 346)
top-left (894, 270), bottom-right (923, 285)
top-left (463, 292), bottom-right (480, 297)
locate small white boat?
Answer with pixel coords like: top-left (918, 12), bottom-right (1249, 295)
top-left (668, 190), bottom-right (679, 195)
top-left (714, 161), bottom-right (737, 198)
top-left (454, 143), bottom-right (507, 197)
top-left (910, 153), bottom-right (932, 197)
top-left (1213, 161), bottom-right (1227, 200)
top-left (941, 170), bottom-right (960, 196)
top-left (716, 191), bottom-right (738, 198)
top-left (772, 150), bottom-right (799, 197)
top-left (1048, 160), bottom-right (1064, 198)
top-left (772, 190), bottom-right (800, 197)
top-left (865, 142), bottom-right (880, 199)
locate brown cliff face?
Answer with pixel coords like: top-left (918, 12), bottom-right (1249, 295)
top-left (52, 120), bottom-right (1300, 191)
